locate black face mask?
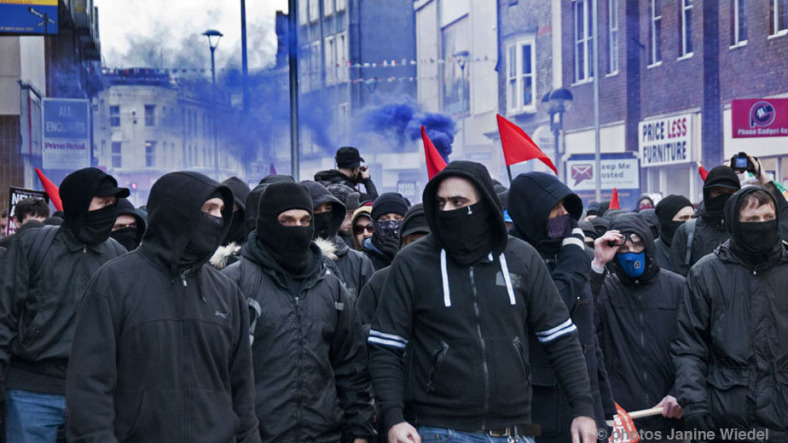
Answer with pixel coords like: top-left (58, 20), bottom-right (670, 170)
top-left (659, 220), bottom-right (684, 246)
top-left (371, 219), bottom-right (402, 258)
top-left (705, 193), bottom-right (732, 217)
top-left (78, 204), bottom-right (118, 245)
top-left (111, 227), bottom-right (141, 251)
top-left (733, 220), bottom-right (779, 259)
top-left (222, 211), bottom-right (245, 246)
top-left (179, 212), bottom-right (224, 269)
top-left (260, 225), bottom-right (314, 274)
top-left (313, 212), bottom-right (336, 240)
top-left (434, 202), bottom-right (492, 266)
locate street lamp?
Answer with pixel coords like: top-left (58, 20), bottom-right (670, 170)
top-left (203, 29), bottom-right (223, 179)
top-left (540, 88), bottom-right (573, 183)
top-left (453, 50), bottom-right (470, 152)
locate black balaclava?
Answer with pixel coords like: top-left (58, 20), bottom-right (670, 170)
top-left (59, 168), bottom-right (129, 245)
top-left (221, 177), bottom-right (250, 246)
top-left (178, 190), bottom-right (225, 269)
top-left (508, 172), bottom-right (583, 255)
top-left (655, 195), bottom-right (692, 246)
top-left (370, 193), bottom-right (409, 258)
top-left (257, 182), bottom-right (315, 274)
top-left (110, 198), bottom-right (146, 251)
top-left (423, 161), bottom-right (508, 265)
top-left (724, 187), bottom-right (781, 265)
top-left (302, 180), bottom-right (346, 240)
top-left (245, 175), bottom-right (296, 237)
top-left (703, 166), bottom-right (741, 222)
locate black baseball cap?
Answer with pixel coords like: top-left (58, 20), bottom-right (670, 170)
top-left (336, 146), bottom-right (365, 169)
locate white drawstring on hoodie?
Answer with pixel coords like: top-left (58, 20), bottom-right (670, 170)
top-left (439, 249), bottom-right (516, 307)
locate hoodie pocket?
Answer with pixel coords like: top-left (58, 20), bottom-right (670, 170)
top-left (707, 365), bottom-right (751, 428)
top-left (426, 341), bottom-right (449, 393)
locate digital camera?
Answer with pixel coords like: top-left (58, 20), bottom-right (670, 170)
top-left (730, 152), bottom-right (757, 174)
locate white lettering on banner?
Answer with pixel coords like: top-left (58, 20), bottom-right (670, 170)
top-left (565, 157), bottom-right (639, 191)
top-left (638, 113), bottom-right (694, 167)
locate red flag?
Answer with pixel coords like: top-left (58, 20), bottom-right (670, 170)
top-left (421, 126), bottom-right (447, 179)
top-left (698, 165), bottom-right (708, 181)
top-left (496, 114), bottom-right (557, 174)
top-left (269, 162), bottom-right (277, 176)
top-left (34, 167), bottom-right (63, 211)
top-left (608, 403), bottom-right (641, 443)
top-left (610, 188), bottom-right (620, 210)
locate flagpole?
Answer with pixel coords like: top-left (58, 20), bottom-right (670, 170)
top-left (592, 0), bottom-right (601, 202)
top-left (506, 165), bottom-right (513, 184)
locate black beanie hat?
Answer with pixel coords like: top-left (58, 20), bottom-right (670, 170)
top-left (256, 182), bottom-right (313, 233)
top-left (704, 166), bottom-right (740, 193)
top-left (400, 203), bottom-right (429, 239)
top-left (221, 177), bottom-right (250, 212)
top-left (371, 192), bottom-right (409, 221)
top-left (655, 195), bottom-right (693, 223)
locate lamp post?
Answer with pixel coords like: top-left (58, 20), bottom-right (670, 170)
top-left (202, 29), bottom-right (223, 180)
top-left (453, 50), bottom-right (470, 153)
top-left (540, 88), bottom-right (573, 183)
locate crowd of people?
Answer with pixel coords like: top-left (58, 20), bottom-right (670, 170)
top-left (0, 145), bottom-right (787, 443)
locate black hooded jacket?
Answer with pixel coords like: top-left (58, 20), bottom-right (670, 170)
top-left (66, 172), bottom-right (260, 442)
top-left (223, 231), bottom-right (374, 443)
top-left (0, 169), bottom-right (127, 396)
top-left (591, 214), bottom-right (687, 433)
top-left (508, 172), bottom-right (615, 439)
top-left (672, 186), bottom-right (788, 431)
top-left (314, 169), bottom-right (378, 202)
top-left (369, 161), bottom-right (594, 432)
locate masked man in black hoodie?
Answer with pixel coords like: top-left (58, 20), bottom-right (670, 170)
top-left (507, 172), bottom-right (616, 442)
top-left (590, 214), bottom-right (687, 437)
top-left (0, 167), bottom-right (129, 441)
top-left (66, 171), bottom-right (259, 442)
top-left (363, 193), bottom-right (409, 271)
top-left (369, 161), bottom-right (597, 443)
top-left (653, 195), bottom-right (694, 274)
top-left (110, 198), bottom-right (146, 251)
top-left (223, 181), bottom-right (374, 443)
top-left (303, 180), bottom-right (375, 300)
top-left (672, 186), bottom-right (788, 439)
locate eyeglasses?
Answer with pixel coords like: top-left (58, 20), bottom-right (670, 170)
top-left (607, 232), bottom-right (643, 247)
top-left (354, 225), bottom-right (374, 234)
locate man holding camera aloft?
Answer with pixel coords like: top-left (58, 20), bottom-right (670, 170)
top-left (315, 147), bottom-right (379, 202)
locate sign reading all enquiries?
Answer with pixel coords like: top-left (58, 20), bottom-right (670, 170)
top-left (638, 114), bottom-right (693, 167)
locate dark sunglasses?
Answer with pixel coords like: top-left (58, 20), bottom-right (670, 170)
top-left (354, 225), bottom-right (374, 234)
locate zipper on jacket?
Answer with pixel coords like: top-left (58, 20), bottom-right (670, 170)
top-left (294, 293), bottom-right (303, 438)
top-left (180, 270), bottom-right (189, 287)
top-left (469, 266), bottom-right (490, 427)
top-left (637, 293), bottom-right (651, 406)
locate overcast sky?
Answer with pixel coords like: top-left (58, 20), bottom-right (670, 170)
top-left (94, 0), bottom-right (288, 71)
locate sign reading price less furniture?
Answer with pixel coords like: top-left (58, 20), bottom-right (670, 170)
top-left (42, 99), bottom-right (91, 170)
top-left (638, 114), bottom-right (693, 167)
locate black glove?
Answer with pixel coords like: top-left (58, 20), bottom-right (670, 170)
top-left (684, 408), bottom-right (716, 432)
top-left (377, 233), bottom-right (400, 258)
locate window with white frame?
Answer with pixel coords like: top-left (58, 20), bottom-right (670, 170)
top-left (506, 37), bottom-right (536, 114)
top-left (111, 142), bottom-right (122, 168)
top-left (649, 0), bottom-right (662, 64)
top-left (680, 0), bottom-right (693, 57)
top-left (145, 141), bottom-right (156, 168)
top-left (324, 0), bottom-right (334, 16)
top-left (300, 45), bottom-right (311, 91)
top-left (573, 0), bottom-right (594, 82)
top-left (337, 32), bottom-right (348, 82)
top-left (325, 36), bottom-right (336, 84)
top-left (608, 0), bottom-right (619, 73)
top-left (731, 0), bottom-right (748, 45)
top-left (770, 0), bottom-right (788, 35)
top-left (309, 0), bottom-right (319, 22)
top-left (336, 0), bottom-right (346, 12)
top-left (299, 0), bottom-right (308, 25)
top-left (110, 105), bottom-right (120, 127)
top-left (311, 41), bottom-right (320, 87)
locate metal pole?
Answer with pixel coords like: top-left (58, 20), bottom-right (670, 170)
top-left (288, 0), bottom-right (300, 180)
top-left (211, 46), bottom-right (219, 179)
top-left (241, 0), bottom-right (249, 113)
top-left (554, 112), bottom-right (562, 183)
top-left (592, 0), bottom-right (602, 202)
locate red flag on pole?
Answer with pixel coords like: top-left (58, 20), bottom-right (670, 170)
top-left (421, 126), bottom-right (447, 179)
top-left (698, 165), bottom-right (708, 181)
top-left (608, 403), bottom-right (642, 443)
top-left (496, 114), bottom-right (558, 174)
top-left (269, 162), bottom-right (277, 176)
top-left (34, 167), bottom-right (63, 211)
top-left (610, 188), bottom-right (620, 210)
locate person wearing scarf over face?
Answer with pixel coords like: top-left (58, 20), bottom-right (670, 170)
top-left (653, 195), bottom-right (694, 274)
top-left (369, 161), bottom-right (598, 443)
top-left (672, 187), bottom-right (788, 439)
top-left (362, 193), bottom-right (409, 270)
top-left (66, 171), bottom-right (260, 443)
top-left (110, 198), bottom-right (147, 251)
top-left (589, 214), bottom-right (688, 439)
top-left (507, 172), bottom-right (616, 442)
top-left (0, 167), bottom-right (129, 442)
top-left (302, 180), bottom-right (375, 301)
top-left (223, 181), bottom-right (374, 443)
